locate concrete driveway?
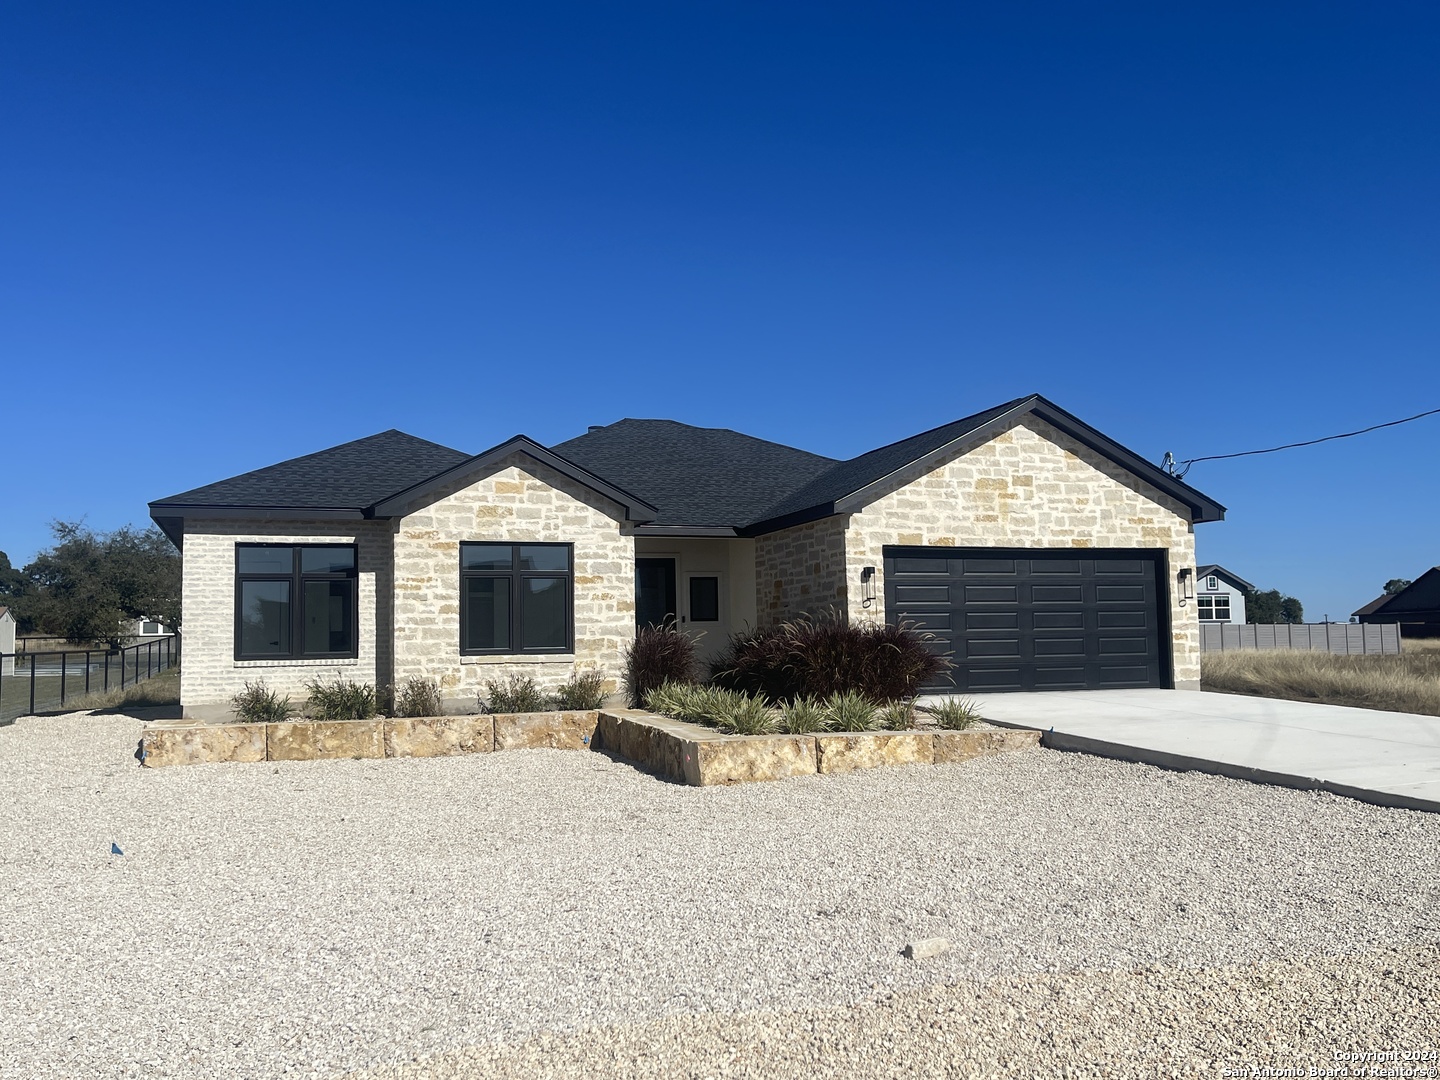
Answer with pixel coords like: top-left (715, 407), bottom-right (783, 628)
top-left (934, 689), bottom-right (1440, 813)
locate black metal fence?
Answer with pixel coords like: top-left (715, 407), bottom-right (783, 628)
top-left (0, 636), bottom-right (179, 724)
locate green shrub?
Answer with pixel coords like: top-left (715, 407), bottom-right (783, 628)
top-left (552, 670), bottom-right (607, 711)
top-left (824, 690), bottom-right (876, 732)
top-left (305, 676), bottom-right (378, 721)
top-left (713, 691), bottom-right (774, 736)
top-left (482, 674), bottom-right (546, 714)
top-left (230, 679), bottom-right (291, 723)
top-left (877, 698), bottom-right (916, 730)
top-left (779, 695), bottom-right (829, 734)
top-left (394, 676), bottom-right (443, 718)
top-left (624, 622), bottom-right (698, 706)
top-left (710, 613), bottom-right (950, 703)
top-left (924, 697), bottom-right (983, 730)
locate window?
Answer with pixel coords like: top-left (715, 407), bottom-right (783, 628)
top-left (1196, 594), bottom-right (1231, 622)
top-left (1206, 575), bottom-right (1219, 591)
top-left (687, 575), bottom-right (720, 622)
top-left (141, 621), bottom-right (163, 635)
top-left (235, 544), bottom-right (357, 659)
top-left (460, 543), bottom-right (573, 653)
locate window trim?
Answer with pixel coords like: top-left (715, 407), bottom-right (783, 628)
top-left (1196, 593), bottom-right (1232, 622)
top-left (459, 542), bottom-right (574, 655)
top-left (234, 543), bottom-right (359, 661)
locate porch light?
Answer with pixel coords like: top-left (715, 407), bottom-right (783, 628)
top-left (1178, 567), bottom-right (1195, 604)
top-left (861, 566), bottom-right (877, 608)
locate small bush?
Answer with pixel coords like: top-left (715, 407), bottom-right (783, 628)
top-left (877, 698), bottom-right (916, 730)
top-left (710, 613), bottom-right (950, 703)
top-left (231, 679), bottom-right (291, 723)
top-left (779, 695), bottom-right (829, 734)
top-left (824, 690), bottom-right (876, 732)
top-left (552, 670), bottom-right (607, 711)
top-left (624, 622), bottom-right (698, 706)
top-left (713, 691), bottom-right (774, 736)
top-left (305, 676), bottom-right (378, 721)
top-left (925, 697), bottom-right (982, 730)
top-left (482, 674), bottom-right (546, 714)
top-left (394, 676), bottom-right (443, 718)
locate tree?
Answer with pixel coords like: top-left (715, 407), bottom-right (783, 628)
top-left (19, 522), bottom-right (180, 646)
top-left (1246, 587), bottom-right (1305, 625)
top-left (1384, 578), bottom-right (1413, 596)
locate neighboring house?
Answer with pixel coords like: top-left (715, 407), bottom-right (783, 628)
top-left (1193, 564), bottom-right (1253, 625)
top-left (0, 606), bottom-right (14, 677)
top-left (123, 617), bottom-right (172, 639)
top-left (148, 393), bottom-right (1225, 715)
top-left (1353, 569), bottom-right (1440, 637)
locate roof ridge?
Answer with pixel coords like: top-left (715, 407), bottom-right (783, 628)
top-left (596, 418), bottom-right (837, 464)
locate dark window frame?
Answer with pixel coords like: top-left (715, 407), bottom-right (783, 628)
top-left (460, 542), bottom-right (574, 655)
top-left (234, 543), bottom-right (359, 661)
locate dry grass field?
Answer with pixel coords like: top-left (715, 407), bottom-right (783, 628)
top-left (1201, 639), bottom-right (1440, 716)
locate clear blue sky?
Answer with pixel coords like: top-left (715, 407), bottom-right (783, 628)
top-left (3, 2), bottom-right (1437, 621)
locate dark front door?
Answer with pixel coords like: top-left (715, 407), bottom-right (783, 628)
top-left (884, 547), bottom-right (1168, 692)
top-left (636, 558), bottom-right (677, 630)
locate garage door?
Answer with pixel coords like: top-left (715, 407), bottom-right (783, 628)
top-left (884, 547), bottom-right (1168, 692)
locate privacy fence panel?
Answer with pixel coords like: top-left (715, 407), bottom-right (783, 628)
top-left (1198, 622), bottom-right (1401, 655)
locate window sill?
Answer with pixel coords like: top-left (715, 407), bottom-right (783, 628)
top-left (233, 657), bottom-right (361, 668)
top-left (459, 653), bottom-right (576, 665)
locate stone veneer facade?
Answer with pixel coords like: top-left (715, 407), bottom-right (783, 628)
top-left (753, 516), bottom-right (849, 623)
top-left (180, 519), bottom-right (393, 708)
top-left (840, 416), bottom-right (1200, 689)
top-left (389, 454), bottom-right (635, 708)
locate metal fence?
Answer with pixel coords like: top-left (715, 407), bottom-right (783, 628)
top-left (0, 636), bottom-right (179, 724)
top-left (1199, 622), bottom-right (1401, 655)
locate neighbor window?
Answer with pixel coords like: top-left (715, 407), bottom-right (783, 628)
top-left (235, 544), bottom-right (358, 660)
top-left (460, 543), bottom-right (573, 653)
top-left (1196, 594), bottom-right (1231, 622)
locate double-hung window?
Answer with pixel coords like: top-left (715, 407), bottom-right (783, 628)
top-left (461, 543), bottom-right (573, 654)
top-left (235, 544), bottom-right (358, 659)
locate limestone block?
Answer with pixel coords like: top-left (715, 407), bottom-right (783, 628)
top-left (815, 732), bottom-right (934, 775)
top-left (492, 710), bottom-right (599, 751)
top-left (141, 723), bottom-right (267, 768)
top-left (690, 735), bottom-right (818, 786)
top-left (267, 720), bottom-right (385, 761)
top-left (932, 728), bottom-right (1040, 764)
top-left (384, 715), bottom-right (494, 758)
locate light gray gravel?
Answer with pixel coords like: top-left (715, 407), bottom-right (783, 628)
top-left (2, 711), bottom-right (1438, 1079)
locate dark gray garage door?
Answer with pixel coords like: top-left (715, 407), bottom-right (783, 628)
top-left (884, 547), bottom-right (1168, 692)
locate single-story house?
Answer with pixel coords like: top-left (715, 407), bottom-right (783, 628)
top-left (149, 394), bottom-right (1225, 716)
top-left (1193, 564), bottom-right (1253, 625)
top-left (1353, 569), bottom-right (1440, 637)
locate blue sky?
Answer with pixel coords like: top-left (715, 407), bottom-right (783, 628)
top-left (3, 2), bottom-right (1437, 620)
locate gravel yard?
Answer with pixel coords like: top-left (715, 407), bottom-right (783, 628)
top-left (3, 712), bottom-right (1438, 1079)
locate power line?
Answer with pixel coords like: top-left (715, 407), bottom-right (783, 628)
top-left (1163, 405), bottom-right (1440, 479)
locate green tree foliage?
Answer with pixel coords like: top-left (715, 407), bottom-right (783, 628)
top-left (1384, 578), bottom-right (1413, 596)
top-left (1246, 588), bottom-right (1305, 625)
top-left (16, 522), bottom-right (180, 645)
top-left (0, 550), bottom-right (35, 631)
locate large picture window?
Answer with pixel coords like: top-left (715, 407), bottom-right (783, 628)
top-left (235, 544), bottom-right (358, 660)
top-left (460, 542), bottom-right (573, 654)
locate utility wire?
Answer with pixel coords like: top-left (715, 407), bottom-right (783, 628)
top-left (1163, 405), bottom-right (1440, 479)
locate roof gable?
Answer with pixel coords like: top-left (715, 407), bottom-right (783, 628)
top-left (1195, 565), bottom-right (1256, 593)
top-left (1364, 567), bottom-right (1440, 614)
top-left (744, 394), bottom-right (1225, 532)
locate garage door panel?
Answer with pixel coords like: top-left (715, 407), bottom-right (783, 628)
top-left (886, 546), bottom-right (1166, 692)
top-left (966, 611), bottom-right (1020, 630)
top-left (965, 585), bottom-right (1018, 603)
top-left (1032, 585), bottom-right (1084, 603)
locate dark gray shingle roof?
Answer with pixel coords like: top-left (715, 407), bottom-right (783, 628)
top-left (552, 420), bottom-right (838, 528)
top-left (151, 430), bottom-right (470, 511)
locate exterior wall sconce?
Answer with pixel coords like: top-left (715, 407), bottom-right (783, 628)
top-left (861, 566), bottom-right (877, 609)
top-left (1178, 567), bottom-right (1194, 606)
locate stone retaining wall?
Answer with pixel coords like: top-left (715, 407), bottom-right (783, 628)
top-left (140, 709), bottom-right (1039, 783)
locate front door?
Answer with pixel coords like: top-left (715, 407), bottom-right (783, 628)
top-left (636, 557), bottom-right (677, 630)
